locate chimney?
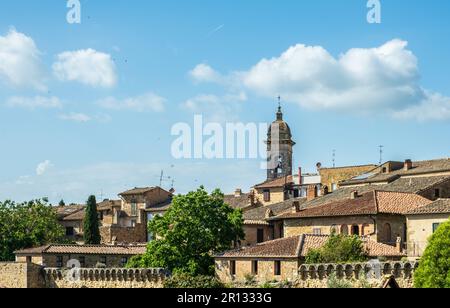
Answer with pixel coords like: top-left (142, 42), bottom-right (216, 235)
top-left (307, 185), bottom-right (318, 201)
top-left (249, 191), bottom-right (256, 206)
top-left (396, 237), bottom-right (403, 253)
top-left (235, 188), bottom-right (242, 197)
top-left (351, 191), bottom-right (359, 200)
top-left (404, 159), bottom-right (413, 171)
top-left (298, 167), bottom-right (303, 185)
top-left (292, 201), bottom-right (301, 213)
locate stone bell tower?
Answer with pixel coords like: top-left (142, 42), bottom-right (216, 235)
top-left (266, 97), bottom-right (295, 181)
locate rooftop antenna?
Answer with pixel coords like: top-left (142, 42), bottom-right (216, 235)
top-left (332, 150), bottom-right (336, 168)
top-left (379, 145), bottom-right (384, 165)
top-left (157, 170), bottom-right (172, 188)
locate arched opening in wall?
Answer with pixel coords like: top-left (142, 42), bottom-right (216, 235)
top-left (383, 223), bottom-right (392, 244)
top-left (351, 225), bottom-right (360, 236)
top-left (361, 224), bottom-right (371, 237)
top-left (341, 225), bottom-right (349, 235)
top-left (330, 225), bottom-right (338, 235)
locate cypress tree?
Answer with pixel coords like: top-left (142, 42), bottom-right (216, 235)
top-left (83, 195), bottom-right (101, 245)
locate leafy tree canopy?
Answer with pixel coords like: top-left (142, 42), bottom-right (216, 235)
top-left (305, 234), bottom-right (369, 264)
top-left (414, 220), bottom-right (450, 288)
top-left (127, 187), bottom-right (244, 276)
top-left (0, 199), bottom-right (65, 261)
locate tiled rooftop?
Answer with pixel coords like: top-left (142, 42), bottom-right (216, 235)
top-left (275, 191), bottom-right (431, 220)
top-left (407, 199), bottom-right (450, 215)
top-left (15, 244), bottom-right (147, 256)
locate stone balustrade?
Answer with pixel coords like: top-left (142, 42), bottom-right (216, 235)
top-left (43, 267), bottom-right (170, 288)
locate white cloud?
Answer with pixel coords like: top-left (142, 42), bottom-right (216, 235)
top-left (243, 39), bottom-right (426, 111)
top-left (97, 93), bottom-right (165, 112)
top-left (392, 91), bottom-right (450, 122)
top-left (53, 49), bottom-right (117, 88)
top-left (190, 64), bottom-right (223, 84)
top-left (36, 160), bottom-right (53, 176)
top-left (59, 113), bottom-right (91, 123)
top-left (0, 29), bottom-right (46, 91)
top-left (192, 39), bottom-right (450, 121)
top-left (5, 96), bottom-right (62, 110)
top-left (183, 92), bottom-right (247, 122)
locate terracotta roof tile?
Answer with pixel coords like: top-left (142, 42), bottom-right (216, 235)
top-left (15, 244), bottom-right (147, 256)
top-left (407, 199), bottom-right (450, 215)
top-left (243, 197), bottom-right (307, 221)
top-left (276, 191), bottom-right (431, 220)
top-left (119, 187), bottom-right (157, 196)
top-left (254, 176), bottom-right (294, 189)
top-left (224, 193), bottom-right (251, 209)
top-left (342, 159), bottom-right (450, 186)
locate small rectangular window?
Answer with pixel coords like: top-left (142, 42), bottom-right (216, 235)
top-left (100, 256), bottom-right (107, 265)
top-left (257, 229), bottom-right (264, 244)
top-left (66, 227), bottom-right (74, 236)
top-left (434, 189), bottom-right (441, 198)
top-left (79, 256), bottom-right (86, 268)
top-left (131, 203), bottom-right (138, 216)
top-left (433, 223), bottom-right (441, 233)
top-left (121, 257), bottom-right (128, 267)
top-left (274, 261), bottom-right (281, 276)
top-left (252, 261), bottom-right (258, 275)
top-left (263, 190), bottom-right (271, 202)
top-left (56, 256), bottom-right (63, 268)
top-left (230, 261), bottom-right (236, 276)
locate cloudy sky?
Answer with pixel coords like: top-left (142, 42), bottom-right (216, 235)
top-left (1, 0), bottom-right (449, 204)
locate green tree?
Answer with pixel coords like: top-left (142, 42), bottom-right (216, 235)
top-left (414, 220), bottom-right (450, 288)
top-left (0, 199), bottom-right (65, 261)
top-left (127, 187), bottom-right (244, 276)
top-left (305, 234), bottom-right (368, 264)
top-left (58, 199), bottom-right (66, 207)
top-left (83, 195), bottom-right (101, 245)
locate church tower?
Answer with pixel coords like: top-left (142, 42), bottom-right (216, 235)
top-left (266, 98), bottom-right (295, 181)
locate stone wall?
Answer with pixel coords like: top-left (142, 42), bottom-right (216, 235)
top-left (319, 165), bottom-right (378, 191)
top-left (294, 261), bottom-right (417, 288)
top-left (43, 268), bottom-right (168, 288)
top-left (0, 262), bottom-right (44, 288)
top-left (218, 261), bottom-right (417, 288)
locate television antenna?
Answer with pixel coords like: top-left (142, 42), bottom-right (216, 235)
top-left (379, 145), bottom-right (384, 165)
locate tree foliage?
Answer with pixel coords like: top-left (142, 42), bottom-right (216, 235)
top-left (83, 195), bottom-right (101, 245)
top-left (305, 234), bottom-right (369, 264)
top-left (127, 187), bottom-right (244, 276)
top-left (0, 199), bottom-right (65, 261)
top-left (414, 220), bottom-right (450, 288)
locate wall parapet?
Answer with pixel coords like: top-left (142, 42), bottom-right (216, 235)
top-left (298, 261), bottom-right (418, 281)
top-left (43, 267), bottom-right (170, 288)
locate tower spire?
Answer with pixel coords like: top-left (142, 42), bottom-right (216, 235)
top-left (276, 95), bottom-right (283, 120)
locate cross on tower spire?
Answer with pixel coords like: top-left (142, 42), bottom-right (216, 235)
top-left (277, 96), bottom-right (283, 120)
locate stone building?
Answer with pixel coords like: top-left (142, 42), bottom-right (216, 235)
top-left (319, 164), bottom-right (378, 192)
top-left (274, 190), bottom-right (431, 246)
top-left (215, 234), bottom-right (405, 283)
top-left (15, 244), bottom-right (146, 268)
top-left (57, 186), bottom-right (173, 244)
top-left (406, 199), bottom-right (450, 259)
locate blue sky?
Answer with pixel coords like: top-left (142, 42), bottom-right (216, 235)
top-left (0, 0), bottom-right (449, 204)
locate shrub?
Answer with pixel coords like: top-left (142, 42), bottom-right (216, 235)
top-left (414, 220), bottom-right (450, 288)
top-left (164, 273), bottom-right (225, 289)
top-left (327, 273), bottom-right (353, 289)
top-left (305, 234), bottom-right (368, 264)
